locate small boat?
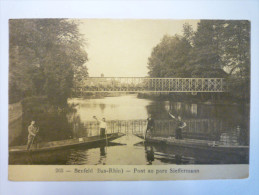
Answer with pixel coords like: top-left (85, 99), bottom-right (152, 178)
top-left (9, 132), bottom-right (125, 155)
top-left (135, 134), bottom-right (249, 157)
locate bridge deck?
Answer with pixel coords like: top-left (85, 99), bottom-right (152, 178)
top-left (77, 77), bottom-right (227, 93)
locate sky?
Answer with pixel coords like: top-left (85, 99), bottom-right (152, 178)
top-left (79, 19), bottom-right (199, 77)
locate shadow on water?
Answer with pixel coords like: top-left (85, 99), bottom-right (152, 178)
top-left (10, 97), bottom-right (75, 147)
top-left (9, 95), bottom-right (249, 165)
top-left (143, 145), bottom-right (189, 165)
top-left (135, 141), bottom-right (248, 164)
top-left (9, 142), bottom-right (125, 165)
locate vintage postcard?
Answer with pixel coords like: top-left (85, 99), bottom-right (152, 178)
top-left (8, 19), bottom-right (250, 181)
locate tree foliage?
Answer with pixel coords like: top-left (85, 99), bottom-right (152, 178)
top-left (9, 19), bottom-right (88, 105)
top-left (189, 20), bottom-right (225, 77)
top-left (147, 20), bottom-right (250, 100)
top-left (148, 35), bottom-right (192, 77)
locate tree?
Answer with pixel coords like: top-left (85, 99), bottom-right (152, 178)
top-left (220, 20), bottom-right (250, 100)
top-left (187, 20), bottom-right (227, 77)
top-left (186, 20), bottom-right (250, 80)
top-left (147, 35), bottom-right (192, 77)
top-left (182, 23), bottom-right (194, 46)
top-left (220, 20), bottom-right (250, 77)
top-left (147, 20), bottom-right (250, 101)
top-left (9, 19), bottom-right (88, 105)
top-left (147, 21), bottom-right (228, 79)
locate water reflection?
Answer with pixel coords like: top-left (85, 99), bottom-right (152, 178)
top-left (140, 142), bottom-right (197, 165)
top-left (10, 94), bottom-right (249, 165)
top-left (11, 99), bottom-right (74, 146)
top-left (10, 134), bottom-right (248, 165)
top-left (69, 95), bottom-right (248, 132)
top-left (139, 140), bottom-right (247, 164)
top-left (99, 103), bottom-right (106, 113)
top-left (69, 94), bottom-right (249, 149)
top-left (145, 144), bottom-right (154, 165)
top-left (100, 146), bottom-right (106, 156)
top-left (68, 95), bottom-right (152, 122)
top-left (191, 104), bottom-right (197, 115)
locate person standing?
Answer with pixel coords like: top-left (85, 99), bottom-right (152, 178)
top-left (169, 112), bottom-right (186, 139)
top-left (27, 121), bottom-right (39, 150)
top-left (93, 116), bottom-right (107, 138)
top-left (145, 114), bottom-right (154, 138)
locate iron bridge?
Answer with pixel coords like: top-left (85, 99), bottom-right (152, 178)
top-left (77, 77), bottom-right (227, 93)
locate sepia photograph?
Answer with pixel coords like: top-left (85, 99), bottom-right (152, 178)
top-left (8, 19), bottom-right (250, 180)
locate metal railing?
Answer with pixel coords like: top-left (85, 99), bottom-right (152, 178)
top-left (77, 119), bottom-right (226, 140)
top-left (76, 77), bottom-right (227, 93)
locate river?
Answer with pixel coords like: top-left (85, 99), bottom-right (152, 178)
top-left (9, 94), bottom-right (249, 165)
top-left (64, 94), bottom-right (248, 165)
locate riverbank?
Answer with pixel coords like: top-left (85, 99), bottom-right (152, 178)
top-left (9, 101), bottom-right (22, 123)
top-left (9, 96), bottom-right (75, 146)
top-left (9, 102), bottom-right (23, 145)
top-left (137, 92), bottom-right (250, 106)
top-left (74, 92), bottom-right (134, 99)
top-left (74, 91), bottom-right (249, 106)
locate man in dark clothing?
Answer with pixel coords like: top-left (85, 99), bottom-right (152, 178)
top-left (145, 114), bottom-right (154, 138)
top-left (176, 118), bottom-right (185, 139)
top-left (169, 112), bottom-right (186, 139)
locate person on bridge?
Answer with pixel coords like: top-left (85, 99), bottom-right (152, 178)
top-left (27, 120), bottom-right (39, 150)
top-left (93, 116), bottom-right (107, 138)
top-left (169, 112), bottom-right (186, 139)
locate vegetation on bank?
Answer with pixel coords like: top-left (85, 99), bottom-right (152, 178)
top-left (9, 19), bottom-right (88, 105)
top-left (147, 20), bottom-right (250, 102)
top-left (8, 20), bottom-right (89, 144)
top-left (9, 20), bottom-right (250, 106)
top-left (10, 96), bottom-right (74, 145)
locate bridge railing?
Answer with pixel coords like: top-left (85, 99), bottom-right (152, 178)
top-left (78, 77), bottom-right (227, 92)
top-left (81, 120), bottom-right (147, 136)
top-left (152, 119), bottom-right (223, 140)
top-left (78, 119), bottom-right (226, 141)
